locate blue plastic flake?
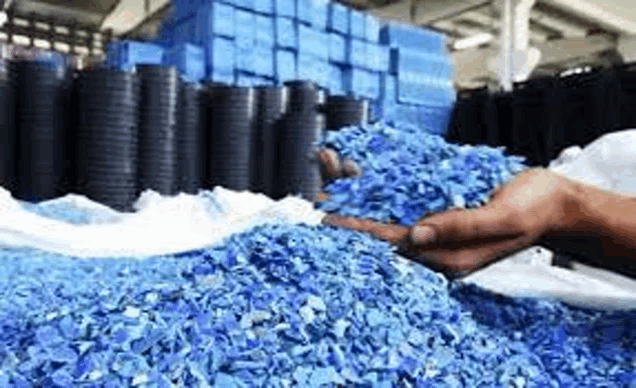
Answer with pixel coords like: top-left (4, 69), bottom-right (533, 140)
top-left (1, 199), bottom-right (635, 386)
top-left (318, 121), bottom-right (527, 224)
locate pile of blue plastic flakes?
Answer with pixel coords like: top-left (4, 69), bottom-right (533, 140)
top-left (1, 223), bottom-right (634, 387)
top-left (318, 121), bottom-right (527, 224)
top-left (1, 120), bottom-right (635, 387)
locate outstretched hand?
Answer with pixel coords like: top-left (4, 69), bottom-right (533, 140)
top-left (322, 168), bottom-right (577, 275)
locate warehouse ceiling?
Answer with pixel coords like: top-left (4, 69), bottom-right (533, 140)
top-left (8, 0), bottom-right (122, 29)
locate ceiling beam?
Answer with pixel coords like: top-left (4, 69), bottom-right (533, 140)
top-left (372, 0), bottom-right (491, 25)
top-left (541, 0), bottom-right (636, 35)
top-left (454, 9), bottom-right (548, 42)
top-left (529, 9), bottom-right (587, 38)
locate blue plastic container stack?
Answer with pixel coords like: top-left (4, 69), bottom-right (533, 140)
top-left (379, 23), bottom-right (455, 135)
top-left (103, 0), bottom-right (456, 135)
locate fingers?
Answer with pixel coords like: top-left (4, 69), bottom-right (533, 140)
top-left (322, 214), bottom-right (410, 247)
top-left (318, 149), bottom-right (342, 180)
top-left (318, 148), bottom-right (362, 180)
top-left (413, 234), bottom-right (532, 274)
top-left (342, 159), bottom-right (362, 177)
top-left (410, 204), bottom-right (523, 247)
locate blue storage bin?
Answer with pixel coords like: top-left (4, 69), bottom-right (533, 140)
top-left (255, 15), bottom-right (275, 46)
top-left (380, 23), bottom-right (446, 53)
top-left (276, 17), bottom-right (297, 49)
top-left (366, 43), bottom-right (389, 72)
top-left (236, 42), bottom-right (255, 73)
top-left (297, 0), bottom-right (328, 28)
top-left (390, 48), bottom-right (452, 78)
top-left (235, 10), bottom-right (256, 47)
top-left (164, 43), bottom-right (206, 82)
top-left (365, 14), bottom-right (380, 43)
top-left (211, 69), bottom-right (236, 84)
top-left (276, 49), bottom-right (297, 82)
top-left (397, 71), bottom-right (455, 106)
top-left (298, 25), bottom-right (329, 59)
top-left (310, 0), bottom-right (329, 30)
top-left (297, 53), bottom-right (327, 85)
top-left (275, 0), bottom-right (295, 18)
top-left (254, 0), bottom-right (275, 14)
top-left (106, 41), bottom-right (165, 71)
top-left (328, 2), bottom-right (349, 35)
top-left (329, 32), bottom-right (346, 63)
top-left (195, 2), bottom-right (235, 43)
top-left (350, 10), bottom-right (365, 40)
top-left (329, 63), bottom-right (346, 94)
top-left (380, 73), bottom-right (396, 103)
top-left (253, 44), bottom-right (275, 76)
top-left (347, 38), bottom-right (367, 69)
top-left (209, 36), bottom-right (236, 75)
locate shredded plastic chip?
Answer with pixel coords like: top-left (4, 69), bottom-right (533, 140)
top-left (318, 121), bottom-right (526, 224)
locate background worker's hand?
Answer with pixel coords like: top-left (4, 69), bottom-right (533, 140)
top-left (323, 168), bottom-right (577, 275)
top-left (317, 148), bottom-right (362, 180)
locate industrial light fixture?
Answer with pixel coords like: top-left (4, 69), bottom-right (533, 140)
top-left (0, 11), bottom-right (7, 28)
top-left (453, 33), bottom-right (494, 50)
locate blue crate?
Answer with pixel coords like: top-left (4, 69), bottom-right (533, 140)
top-left (194, 2), bottom-right (235, 43)
top-left (396, 71), bottom-right (455, 106)
top-left (380, 73), bottom-right (396, 102)
top-left (383, 102), bottom-right (453, 135)
top-left (253, 44), bottom-right (275, 76)
top-left (365, 14), bottom-right (380, 43)
top-left (298, 25), bottom-right (329, 59)
top-left (347, 38), bottom-right (367, 68)
top-left (276, 49), bottom-right (297, 82)
top-left (276, 17), bottom-right (297, 49)
top-left (235, 9), bottom-right (256, 47)
top-left (297, 0), bottom-right (328, 29)
top-left (275, 0), bottom-right (295, 18)
top-left (389, 47), bottom-right (452, 78)
top-left (209, 36), bottom-right (236, 75)
top-left (255, 15), bottom-right (275, 46)
top-left (164, 43), bottom-right (206, 82)
top-left (237, 72), bottom-right (275, 86)
top-left (366, 43), bottom-right (389, 72)
top-left (236, 42), bottom-right (255, 73)
top-left (254, 0), bottom-right (275, 14)
top-left (380, 23), bottom-right (447, 54)
top-left (328, 32), bottom-right (346, 63)
top-left (211, 69), bottom-right (236, 84)
top-left (328, 2), bottom-right (349, 35)
top-left (106, 41), bottom-right (165, 71)
top-left (350, 10), bottom-right (365, 40)
top-left (351, 68), bottom-right (379, 99)
top-left (297, 53), bottom-right (328, 86)
top-left (329, 63), bottom-right (347, 94)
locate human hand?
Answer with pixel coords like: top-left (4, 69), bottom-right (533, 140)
top-left (323, 168), bottom-right (577, 275)
top-left (317, 148), bottom-right (362, 180)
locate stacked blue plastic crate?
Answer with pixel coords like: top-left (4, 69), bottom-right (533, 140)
top-left (379, 23), bottom-right (455, 135)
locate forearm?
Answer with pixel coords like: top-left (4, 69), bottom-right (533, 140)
top-left (555, 179), bottom-right (636, 260)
